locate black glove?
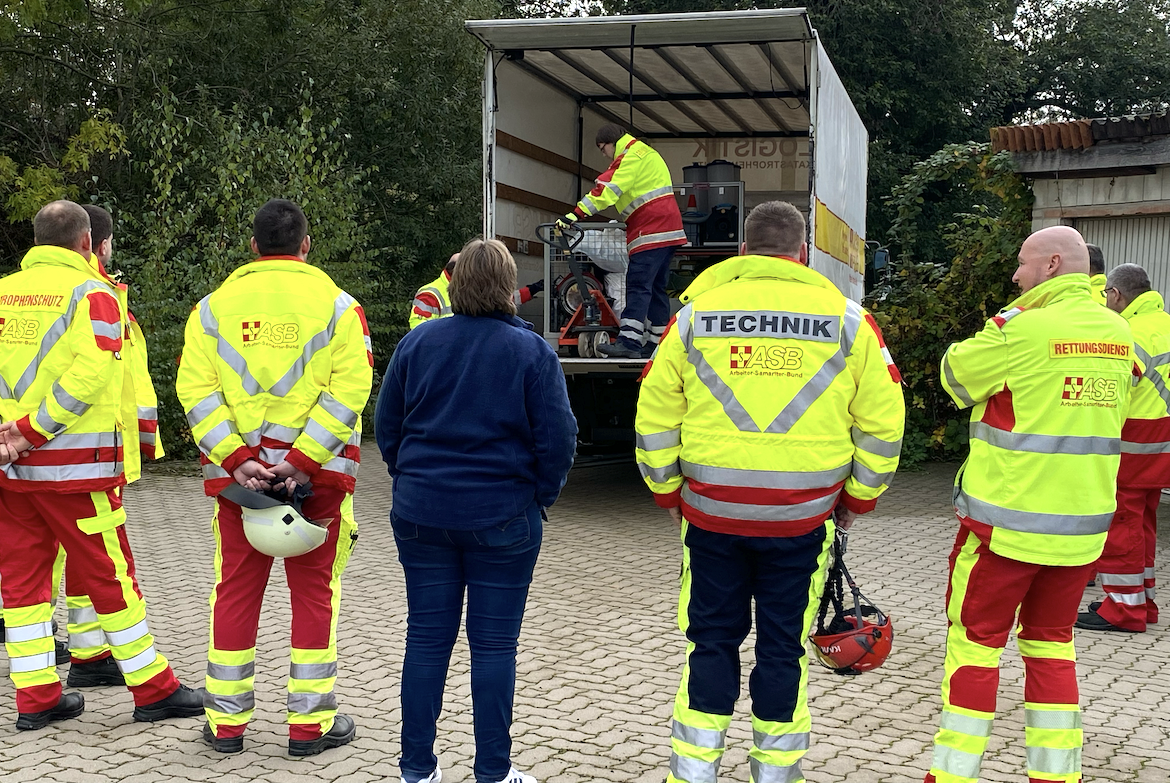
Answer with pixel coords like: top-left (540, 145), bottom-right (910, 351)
top-left (526, 279), bottom-right (545, 296)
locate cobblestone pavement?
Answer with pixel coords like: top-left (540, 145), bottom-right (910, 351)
top-left (3, 459), bottom-right (1169, 783)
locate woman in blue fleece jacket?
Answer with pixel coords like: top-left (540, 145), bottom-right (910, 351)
top-left (375, 238), bottom-right (577, 783)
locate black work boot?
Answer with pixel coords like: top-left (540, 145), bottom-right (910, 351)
top-left (133, 684), bottom-right (204, 722)
top-left (1075, 605), bottom-right (1141, 633)
top-left (596, 341), bottom-right (641, 359)
top-left (202, 722), bottom-right (244, 753)
top-left (288, 714), bottom-right (356, 757)
top-left (54, 639), bottom-right (70, 666)
top-left (67, 656), bottom-right (126, 688)
top-left (16, 692), bottom-right (85, 731)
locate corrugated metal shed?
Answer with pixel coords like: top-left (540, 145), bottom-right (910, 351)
top-left (991, 112), bottom-right (1170, 153)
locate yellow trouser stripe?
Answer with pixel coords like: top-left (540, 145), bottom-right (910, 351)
top-left (93, 527), bottom-right (168, 685)
top-left (67, 594), bottom-right (109, 660)
top-left (51, 544), bottom-right (66, 604)
top-left (932, 532), bottom-right (998, 781)
top-left (670, 520), bottom-right (831, 783)
top-left (3, 602), bottom-right (58, 689)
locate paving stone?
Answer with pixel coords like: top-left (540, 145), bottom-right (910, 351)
top-left (2, 460), bottom-right (1168, 781)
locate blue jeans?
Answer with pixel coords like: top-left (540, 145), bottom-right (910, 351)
top-left (391, 505), bottom-right (543, 783)
top-left (617, 246), bottom-right (676, 350)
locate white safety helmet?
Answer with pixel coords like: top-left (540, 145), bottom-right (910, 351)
top-left (219, 483), bottom-right (328, 558)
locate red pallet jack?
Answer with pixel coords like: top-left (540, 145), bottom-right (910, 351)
top-left (537, 223), bottom-right (622, 357)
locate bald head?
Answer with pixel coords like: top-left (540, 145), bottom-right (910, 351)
top-left (34, 200), bottom-right (91, 254)
top-left (1012, 226), bottom-right (1090, 293)
top-left (445, 253), bottom-right (459, 276)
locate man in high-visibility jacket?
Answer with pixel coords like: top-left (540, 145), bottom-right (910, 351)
top-left (1078, 263), bottom-right (1170, 633)
top-left (926, 226), bottom-right (1135, 783)
top-left (559, 124), bottom-right (686, 358)
top-left (636, 200), bottom-right (905, 783)
top-left (410, 252), bottom-right (544, 330)
top-left (0, 200), bottom-right (202, 730)
top-left (1088, 243), bottom-right (1107, 305)
top-left (177, 198), bottom-right (372, 756)
top-left (0, 204), bottom-right (166, 684)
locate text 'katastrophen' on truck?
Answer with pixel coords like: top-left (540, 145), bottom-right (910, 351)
top-left (466, 8), bottom-right (868, 454)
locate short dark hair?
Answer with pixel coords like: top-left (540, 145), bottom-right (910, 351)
top-left (596, 124), bottom-right (626, 146)
top-left (253, 199), bottom-right (308, 255)
top-left (744, 201), bottom-right (806, 257)
top-left (34, 200), bottom-right (90, 249)
top-left (1087, 243), bottom-right (1105, 276)
top-left (1107, 263), bottom-right (1151, 302)
top-left (82, 204), bottom-right (113, 247)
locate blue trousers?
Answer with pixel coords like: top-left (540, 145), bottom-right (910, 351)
top-left (617, 246), bottom-right (676, 351)
top-left (392, 505), bottom-right (542, 783)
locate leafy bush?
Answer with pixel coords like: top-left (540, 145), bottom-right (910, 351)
top-left (108, 90), bottom-right (376, 458)
top-left (868, 142), bottom-right (1033, 466)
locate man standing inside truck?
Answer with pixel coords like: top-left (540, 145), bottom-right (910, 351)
top-left (558, 124), bottom-right (686, 358)
top-left (636, 200), bottom-right (905, 783)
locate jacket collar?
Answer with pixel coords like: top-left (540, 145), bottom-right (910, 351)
top-left (481, 311), bottom-right (535, 331)
top-left (20, 245), bottom-right (109, 284)
top-left (1005, 273), bottom-right (1092, 312)
top-left (221, 256), bottom-right (334, 287)
top-left (1121, 289), bottom-right (1166, 319)
top-left (680, 255), bottom-right (835, 303)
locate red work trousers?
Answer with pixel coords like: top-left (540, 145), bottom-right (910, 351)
top-left (1096, 486), bottom-right (1160, 631)
top-left (926, 527), bottom-right (1093, 783)
top-left (205, 487), bottom-right (356, 741)
top-left (0, 487), bottom-right (179, 713)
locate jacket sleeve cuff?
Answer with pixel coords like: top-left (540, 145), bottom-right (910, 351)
top-left (16, 415), bottom-right (48, 448)
top-left (839, 490), bottom-right (877, 515)
top-left (219, 446), bottom-right (254, 475)
top-left (653, 488), bottom-right (683, 509)
top-left (286, 448), bottom-right (323, 476)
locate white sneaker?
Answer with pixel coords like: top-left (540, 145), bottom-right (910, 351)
top-left (494, 767), bottom-right (537, 783)
top-left (401, 766), bottom-right (441, 783)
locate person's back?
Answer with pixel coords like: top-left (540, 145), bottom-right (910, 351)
top-left (945, 274), bottom-right (1133, 566)
top-left (1080, 264), bottom-right (1170, 634)
top-left (635, 201), bottom-right (904, 783)
top-left (376, 238), bottom-right (576, 783)
top-left (177, 198), bottom-right (371, 757)
top-left (385, 312), bottom-right (568, 526)
top-left (0, 200), bottom-right (202, 732)
top-left (926, 225), bottom-right (1131, 783)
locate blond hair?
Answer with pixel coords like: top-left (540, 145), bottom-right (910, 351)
top-left (449, 238), bottom-right (518, 317)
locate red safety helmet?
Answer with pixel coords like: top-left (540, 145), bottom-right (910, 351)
top-left (809, 529), bottom-right (894, 676)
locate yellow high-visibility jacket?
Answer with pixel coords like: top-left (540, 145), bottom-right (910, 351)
top-left (635, 255), bottom-right (905, 536)
top-left (573, 133), bottom-right (686, 254)
top-left (409, 270), bottom-right (451, 330)
top-left (941, 273), bottom-right (1136, 566)
top-left (177, 256), bottom-right (373, 496)
top-left (0, 246), bottom-right (127, 495)
top-left (1117, 290), bottom-right (1170, 488)
top-left (1090, 273), bottom-right (1108, 306)
top-left (81, 254), bottom-right (165, 483)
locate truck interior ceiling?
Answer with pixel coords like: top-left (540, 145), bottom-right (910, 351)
top-left (468, 11), bottom-right (820, 342)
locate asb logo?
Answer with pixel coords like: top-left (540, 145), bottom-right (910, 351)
top-left (241, 320), bottom-right (300, 347)
top-left (1062, 376), bottom-right (1118, 403)
top-left (0, 317), bottom-right (40, 340)
top-left (729, 344), bottom-right (804, 373)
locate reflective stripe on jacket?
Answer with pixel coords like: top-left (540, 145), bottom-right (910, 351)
top-left (574, 134), bottom-right (686, 255)
top-left (941, 274), bottom-right (1135, 566)
top-left (635, 255), bottom-right (905, 537)
top-left (177, 256), bottom-right (374, 496)
top-left (0, 246), bottom-right (127, 493)
top-left (409, 271), bottom-right (451, 330)
top-left (1118, 290), bottom-right (1170, 488)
